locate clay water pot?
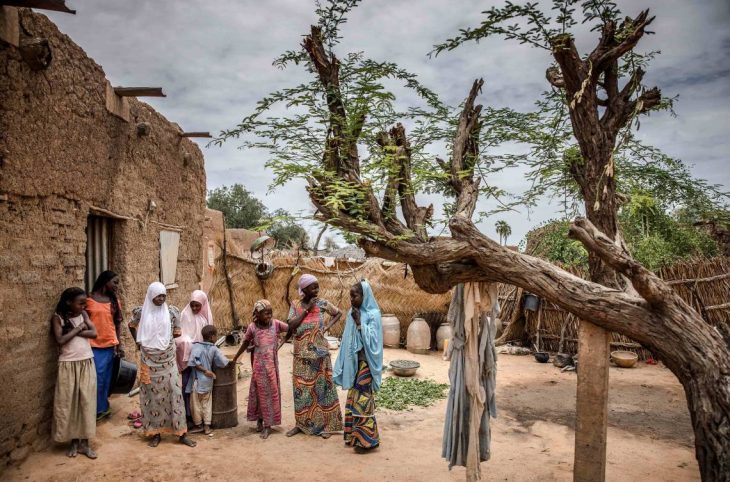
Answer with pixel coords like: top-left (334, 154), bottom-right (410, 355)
top-left (436, 323), bottom-right (452, 351)
top-left (406, 317), bottom-right (430, 354)
top-left (381, 314), bottom-right (401, 348)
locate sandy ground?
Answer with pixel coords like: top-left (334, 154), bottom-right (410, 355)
top-left (6, 346), bottom-right (699, 482)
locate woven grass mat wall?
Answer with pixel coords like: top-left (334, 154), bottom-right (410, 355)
top-left (498, 257), bottom-right (730, 359)
top-left (208, 254), bottom-right (451, 342)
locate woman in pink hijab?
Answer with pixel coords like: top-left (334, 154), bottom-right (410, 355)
top-left (176, 290), bottom-right (213, 420)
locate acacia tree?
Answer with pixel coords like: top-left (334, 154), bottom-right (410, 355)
top-left (219, 3), bottom-right (729, 480)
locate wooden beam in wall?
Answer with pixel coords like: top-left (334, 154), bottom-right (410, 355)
top-left (0, 6), bottom-right (19, 47)
top-left (180, 132), bottom-right (211, 138)
top-left (105, 81), bottom-right (130, 122)
top-left (113, 87), bottom-right (165, 97)
top-left (0, 0), bottom-right (75, 14)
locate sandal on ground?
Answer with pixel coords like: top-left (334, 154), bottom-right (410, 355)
top-left (188, 425), bottom-right (204, 434)
top-left (285, 427), bottom-right (302, 437)
top-left (148, 434), bottom-right (161, 448)
top-left (127, 411), bottom-right (142, 420)
top-left (179, 435), bottom-right (196, 447)
top-left (96, 409), bottom-right (111, 421)
top-left (320, 432), bottom-right (332, 439)
top-left (132, 420), bottom-right (143, 429)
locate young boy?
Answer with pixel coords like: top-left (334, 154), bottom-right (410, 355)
top-left (187, 325), bottom-right (230, 435)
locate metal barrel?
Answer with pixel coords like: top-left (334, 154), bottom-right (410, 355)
top-left (211, 360), bottom-right (238, 429)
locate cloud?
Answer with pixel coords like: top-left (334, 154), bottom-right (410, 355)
top-left (46, 0), bottom-right (730, 243)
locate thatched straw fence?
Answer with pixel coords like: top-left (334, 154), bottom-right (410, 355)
top-left (208, 253), bottom-right (451, 342)
top-left (208, 252), bottom-right (728, 359)
top-left (497, 257), bottom-right (730, 359)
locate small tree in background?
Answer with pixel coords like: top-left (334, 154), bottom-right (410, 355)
top-left (495, 220), bottom-right (512, 245)
top-left (207, 184), bottom-right (267, 229)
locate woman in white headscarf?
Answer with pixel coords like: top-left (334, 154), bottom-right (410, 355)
top-left (176, 290), bottom-right (213, 420)
top-left (129, 282), bottom-right (196, 448)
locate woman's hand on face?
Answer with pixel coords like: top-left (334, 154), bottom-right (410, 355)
top-left (304, 298), bottom-right (319, 312)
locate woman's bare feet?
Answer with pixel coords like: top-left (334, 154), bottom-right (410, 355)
top-left (148, 434), bottom-right (161, 448)
top-left (256, 419), bottom-right (263, 433)
top-left (78, 440), bottom-right (97, 459)
top-left (203, 425), bottom-right (213, 436)
top-left (285, 427), bottom-right (302, 437)
top-left (260, 427), bottom-right (271, 439)
top-left (66, 439), bottom-right (78, 457)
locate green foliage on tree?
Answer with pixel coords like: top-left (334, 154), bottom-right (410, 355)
top-left (262, 209), bottom-right (310, 250)
top-left (525, 220), bottom-right (589, 268)
top-left (207, 184), bottom-right (309, 249)
top-left (207, 184), bottom-right (267, 230)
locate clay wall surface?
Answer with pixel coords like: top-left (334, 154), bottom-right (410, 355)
top-left (201, 208), bottom-right (224, 292)
top-left (0, 9), bottom-right (206, 468)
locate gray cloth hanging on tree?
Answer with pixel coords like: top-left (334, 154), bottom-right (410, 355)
top-left (442, 282), bottom-right (499, 481)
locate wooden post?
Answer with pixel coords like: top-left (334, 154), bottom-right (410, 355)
top-left (574, 322), bottom-right (610, 482)
top-left (113, 87), bottom-right (165, 97)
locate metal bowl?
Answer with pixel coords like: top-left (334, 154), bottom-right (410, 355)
top-left (390, 359), bottom-right (420, 377)
top-left (533, 351), bottom-right (550, 363)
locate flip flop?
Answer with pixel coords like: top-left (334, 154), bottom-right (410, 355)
top-left (132, 420), bottom-right (143, 429)
top-left (127, 411), bottom-right (142, 420)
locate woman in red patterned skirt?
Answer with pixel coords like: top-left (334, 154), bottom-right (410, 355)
top-left (282, 274), bottom-right (343, 438)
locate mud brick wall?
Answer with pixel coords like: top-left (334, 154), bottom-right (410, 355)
top-left (0, 9), bottom-right (206, 468)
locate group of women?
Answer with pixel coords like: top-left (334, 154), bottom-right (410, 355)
top-left (53, 270), bottom-right (384, 456)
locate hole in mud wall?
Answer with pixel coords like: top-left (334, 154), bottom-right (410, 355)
top-left (84, 215), bottom-right (115, 291)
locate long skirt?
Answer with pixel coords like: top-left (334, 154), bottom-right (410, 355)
top-left (247, 350), bottom-right (282, 427)
top-left (53, 358), bottom-right (97, 442)
top-left (344, 360), bottom-right (380, 449)
top-left (292, 355), bottom-right (343, 435)
top-left (92, 347), bottom-right (114, 414)
top-left (139, 345), bottom-right (187, 437)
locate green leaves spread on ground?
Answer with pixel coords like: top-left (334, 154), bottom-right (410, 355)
top-left (376, 377), bottom-right (448, 411)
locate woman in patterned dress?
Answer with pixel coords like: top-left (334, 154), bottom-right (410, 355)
top-left (334, 280), bottom-right (383, 452)
top-left (233, 299), bottom-right (288, 439)
top-left (129, 282), bottom-right (196, 448)
top-left (282, 274), bottom-right (343, 438)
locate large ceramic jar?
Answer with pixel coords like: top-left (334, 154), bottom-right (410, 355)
top-left (407, 317), bottom-right (430, 354)
top-left (381, 314), bottom-right (401, 348)
top-left (436, 323), bottom-right (452, 351)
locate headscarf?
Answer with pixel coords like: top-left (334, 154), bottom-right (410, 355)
top-left (252, 299), bottom-right (273, 320)
top-left (298, 274), bottom-right (318, 297)
top-left (136, 282), bottom-right (171, 351)
top-left (333, 280), bottom-right (383, 391)
top-left (176, 290), bottom-right (213, 369)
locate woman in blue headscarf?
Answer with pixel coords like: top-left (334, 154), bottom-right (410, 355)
top-left (333, 279), bottom-right (383, 452)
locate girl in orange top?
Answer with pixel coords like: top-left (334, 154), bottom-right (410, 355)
top-left (87, 271), bottom-right (124, 419)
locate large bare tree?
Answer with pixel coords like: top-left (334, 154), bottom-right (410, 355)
top-left (220, 3), bottom-right (729, 480)
top-left (306, 22), bottom-right (728, 482)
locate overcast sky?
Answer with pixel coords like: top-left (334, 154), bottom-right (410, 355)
top-left (47, 0), bottom-right (730, 244)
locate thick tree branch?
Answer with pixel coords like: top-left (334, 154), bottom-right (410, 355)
top-left (592, 11), bottom-right (656, 70)
top-left (568, 217), bottom-right (674, 307)
top-left (450, 79), bottom-right (484, 219)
